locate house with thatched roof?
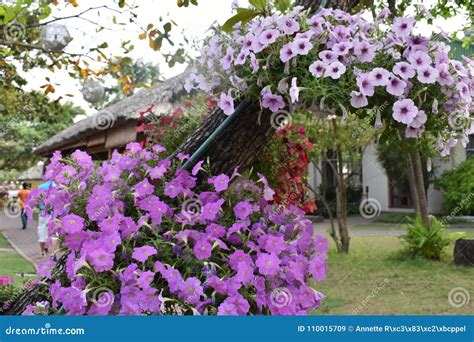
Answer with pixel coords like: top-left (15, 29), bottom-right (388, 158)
top-left (34, 72), bottom-right (189, 159)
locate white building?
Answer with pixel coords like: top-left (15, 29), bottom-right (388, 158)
top-left (310, 136), bottom-right (473, 215)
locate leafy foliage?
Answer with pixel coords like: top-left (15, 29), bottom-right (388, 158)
top-left (434, 157), bottom-right (474, 215)
top-left (400, 215), bottom-right (450, 260)
top-left (0, 86), bottom-right (83, 181)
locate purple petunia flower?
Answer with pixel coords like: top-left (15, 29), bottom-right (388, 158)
top-left (436, 63), bottom-right (454, 86)
top-left (408, 50), bottom-right (431, 70)
top-left (250, 53), bottom-right (259, 72)
top-left (234, 200), bottom-right (254, 220)
top-left (405, 126), bottom-right (424, 138)
top-left (278, 15), bottom-right (300, 35)
top-left (332, 41), bottom-right (352, 56)
top-left (264, 235), bottom-right (286, 255)
top-left (208, 174), bottom-right (230, 192)
top-left (409, 110), bottom-right (427, 128)
top-left (369, 67), bottom-right (390, 86)
top-left (392, 17), bottom-right (415, 37)
top-left (191, 160), bottom-right (204, 176)
top-left (88, 249), bottom-right (115, 272)
top-left (61, 214), bottom-right (84, 234)
top-left (235, 50), bottom-right (249, 65)
top-left (132, 245), bottom-right (157, 263)
top-left (279, 42), bottom-right (297, 63)
top-left (324, 61), bottom-right (346, 79)
top-left (386, 75), bottom-right (407, 96)
top-left (309, 61), bottom-right (326, 78)
top-left (258, 29), bottom-right (279, 47)
top-left (293, 38), bottom-right (313, 56)
top-left (262, 92), bottom-right (286, 112)
top-left (307, 15), bottom-right (324, 34)
top-left (256, 253), bottom-right (280, 276)
top-left (353, 40), bottom-right (376, 62)
top-left (218, 92), bottom-right (235, 116)
top-left (220, 46), bottom-right (234, 71)
top-left (318, 50), bottom-right (338, 64)
top-left (228, 250), bottom-right (253, 271)
top-left (193, 238), bottom-right (212, 260)
top-left (393, 61), bottom-right (416, 80)
top-left (179, 277), bottom-right (203, 305)
top-left (350, 91), bottom-right (368, 108)
top-left (134, 178), bottom-right (154, 198)
top-left (309, 255), bottom-right (327, 281)
top-left (417, 65), bottom-right (439, 84)
top-left (241, 34), bottom-right (255, 52)
top-left (356, 73), bottom-right (375, 97)
top-left (289, 77), bottom-right (299, 104)
top-left (392, 99), bottom-right (418, 124)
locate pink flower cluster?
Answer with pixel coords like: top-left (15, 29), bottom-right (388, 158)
top-left (24, 143), bottom-right (327, 316)
top-left (187, 6), bottom-right (473, 156)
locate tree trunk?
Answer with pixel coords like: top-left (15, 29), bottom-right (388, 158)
top-left (406, 157), bottom-right (420, 214)
top-left (336, 158), bottom-right (350, 253)
top-left (411, 152), bottom-right (430, 229)
top-left (308, 162), bottom-right (342, 252)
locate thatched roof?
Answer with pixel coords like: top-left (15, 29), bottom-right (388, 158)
top-left (34, 71), bottom-right (189, 156)
top-left (18, 163), bottom-right (44, 181)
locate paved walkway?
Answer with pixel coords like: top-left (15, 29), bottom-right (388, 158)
top-left (0, 212), bottom-right (43, 268)
top-left (312, 216), bottom-right (474, 236)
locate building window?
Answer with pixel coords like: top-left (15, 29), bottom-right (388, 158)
top-left (467, 135), bottom-right (474, 159)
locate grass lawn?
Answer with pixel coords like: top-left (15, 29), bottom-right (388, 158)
top-left (0, 233), bottom-right (36, 284)
top-left (315, 236), bottom-right (474, 315)
top-left (373, 212), bottom-right (474, 228)
top-left (0, 233), bottom-right (10, 248)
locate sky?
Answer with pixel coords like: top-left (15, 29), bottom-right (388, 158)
top-left (20, 0), bottom-right (468, 117)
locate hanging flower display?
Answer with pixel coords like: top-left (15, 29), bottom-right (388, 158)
top-left (82, 79), bottom-right (105, 103)
top-left (23, 143), bottom-right (328, 316)
top-left (40, 24), bottom-right (72, 52)
top-left (187, 5), bottom-right (473, 157)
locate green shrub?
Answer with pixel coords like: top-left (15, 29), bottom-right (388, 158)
top-left (434, 157), bottom-right (474, 215)
top-left (0, 284), bottom-right (22, 310)
top-left (400, 216), bottom-right (450, 260)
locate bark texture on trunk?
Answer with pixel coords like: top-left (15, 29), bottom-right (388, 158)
top-left (175, 101), bottom-right (274, 175)
top-left (406, 157), bottom-right (420, 214)
top-left (411, 152), bottom-right (431, 229)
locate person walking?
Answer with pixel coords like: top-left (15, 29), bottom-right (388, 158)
top-left (17, 183), bottom-right (31, 230)
top-left (36, 180), bottom-right (54, 256)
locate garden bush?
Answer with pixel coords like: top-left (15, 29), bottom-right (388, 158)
top-left (400, 215), bottom-right (450, 260)
top-left (24, 143), bottom-right (328, 315)
top-left (434, 157), bottom-right (474, 216)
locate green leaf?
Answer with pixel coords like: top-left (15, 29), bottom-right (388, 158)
top-left (222, 8), bottom-right (259, 33)
top-left (273, 0), bottom-right (291, 12)
top-left (249, 0), bottom-right (267, 11)
top-left (163, 22), bottom-right (172, 32)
